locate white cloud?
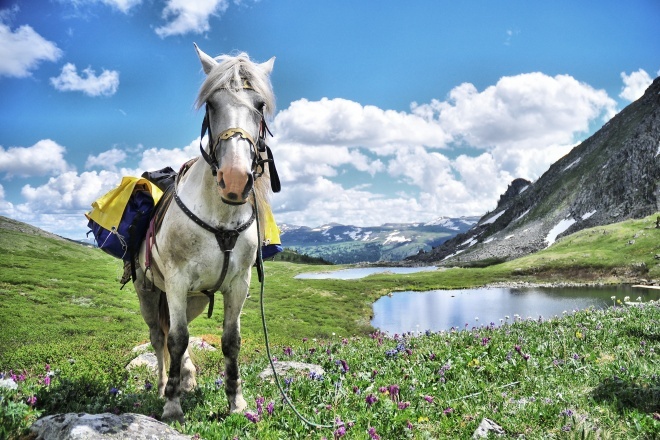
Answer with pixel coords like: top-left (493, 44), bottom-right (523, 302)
top-left (50, 63), bottom-right (119, 97)
top-left (100, 0), bottom-right (142, 13)
top-left (0, 140), bottom-right (71, 178)
top-left (412, 72), bottom-right (616, 150)
top-left (619, 69), bottom-right (653, 102)
top-left (155, 0), bottom-right (229, 38)
top-left (85, 148), bottom-right (127, 171)
top-left (273, 98), bottom-right (451, 154)
top-left (138, 138), bottom-right (200, 171)
top-left (0, 22), bottom-right (62, 77)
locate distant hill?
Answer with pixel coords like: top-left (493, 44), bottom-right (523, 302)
top-left (280, 216), bottom-right (479, 264)
top-left (409, 76), bottom-right (660, 265)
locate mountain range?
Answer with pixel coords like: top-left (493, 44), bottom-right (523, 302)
top-left (409, 75), bottom-right (660, 265)
top-left (279, 216), bottom-right (479, 264)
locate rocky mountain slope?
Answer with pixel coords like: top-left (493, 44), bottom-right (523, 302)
top-left (280, 216), bottom-right (479, 264)
top-left (410, 76), bottom-right (660, 265)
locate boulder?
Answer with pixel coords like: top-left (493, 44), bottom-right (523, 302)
top-left (258, 361), bottom-right (325, 381)
top-left (30, 412), bottom-right (191, 440)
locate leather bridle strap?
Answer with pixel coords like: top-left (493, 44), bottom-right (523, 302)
top-left (173, 189), bottom-right (256, 318)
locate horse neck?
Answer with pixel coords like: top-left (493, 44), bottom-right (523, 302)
top-left (178, 159), bottom-right (254, 227)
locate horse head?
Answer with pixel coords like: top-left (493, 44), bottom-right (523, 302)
top-left (194, 44), bottom-right (276, 205)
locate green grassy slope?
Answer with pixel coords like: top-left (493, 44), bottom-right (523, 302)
top-left (1, 215), bottom-right (659, 438)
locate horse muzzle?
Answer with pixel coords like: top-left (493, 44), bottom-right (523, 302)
top-left (218, 172), bottom-right (254, 205)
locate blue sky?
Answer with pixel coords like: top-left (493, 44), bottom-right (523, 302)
top-left (1, 0), bottom-right (659, 239)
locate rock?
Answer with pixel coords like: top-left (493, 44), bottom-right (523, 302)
top-left (0, 378), bottom-right (17, 390)
top-left (126, 352), bottom-right (158, 371)
top-left (472, 417), bottom-right (505, 438)
top-left (30, 412), bottom-right (191, 440)
top-left (258, 361), bottom-right (325, 381)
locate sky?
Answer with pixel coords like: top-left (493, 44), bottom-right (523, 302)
top-left (1, 0), bottom-right (659, 240)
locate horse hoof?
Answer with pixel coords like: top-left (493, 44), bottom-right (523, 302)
top-left (162, 401), bottom-right (185, 424)
top-left (229, 395), bottom-right (248, 414)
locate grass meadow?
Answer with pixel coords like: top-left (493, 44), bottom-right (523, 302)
top-left (1, 213), bottom-right (659, 438)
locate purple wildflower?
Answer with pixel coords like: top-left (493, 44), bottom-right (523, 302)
top-left (443, 407), bottom-right (453, 415)
top-left (365, 394), bottom-right (377, 407)
top-left (368, 427), bottom-right (381, 440)
top-left (27, 395), bottom-right (37, 406)
top-left (109, 387), bottom-right (119, 396)
top-left (560, 409), bottom-right (574, 417)
top-left (406, 420), bottom-right (413, 430)
top-left (256, 396), bottom-right (265, 415)
top-left (339, 359), bottom-right (349, 374)
top-left (245, 412), bottom-right (259, 423)
top-left (423, 395), bottom-right (434, 403)
top-left (388, 384), bottom-right (400, 401)
top-left (397, 401), bottom-right (410, 410)
top-left (266, 401), bottom-right (274, 416)
top-left (145, 380), bottom-right (153, 391)
top-left (283, 346), bottom-right (293, 356)
top-left (43, 375), bottom-right (51, 386)
top-left (214, 377), bottom-right (223, 388)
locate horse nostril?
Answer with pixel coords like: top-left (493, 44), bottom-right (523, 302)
top-left (218, 177), bottom-right (226, 189)
top-left (226, 192), bottom-right (238, 200)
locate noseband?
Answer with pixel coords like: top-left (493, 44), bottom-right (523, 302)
top-left (198, 83), bottom-right (281, 194)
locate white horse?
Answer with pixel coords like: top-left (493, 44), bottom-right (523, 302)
top-left (133, 44), bottom-right (276, 424)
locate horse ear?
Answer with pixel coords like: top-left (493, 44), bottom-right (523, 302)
top-left (259, 57), bottom-right (275, 76)
top-left (194, 43), bottom-right (217, 75)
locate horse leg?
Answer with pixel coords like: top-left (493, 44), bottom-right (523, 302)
top-left (222, 288), bottom-right (249, 414)
top-left (161, 287), bottom-right (189, 424)
top-left (134, 273), bottom-right (169, 397)
top-left (179, 294), bottom-right (210, 393)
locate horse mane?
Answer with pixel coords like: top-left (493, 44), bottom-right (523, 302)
top-left (194, 52), bottom-right (276, 118)
top-left (194, 52), bottom-right (276, 242)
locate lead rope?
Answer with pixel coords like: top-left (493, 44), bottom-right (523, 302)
top-left (252, 189), bottom-right (334, 430)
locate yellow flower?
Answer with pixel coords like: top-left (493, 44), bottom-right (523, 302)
top-left (418, 416), bottom-right (429, 423)
top-left (575, 331), bottom-right (583, 339)
top-left (468, 358), bottom-right (480, 367)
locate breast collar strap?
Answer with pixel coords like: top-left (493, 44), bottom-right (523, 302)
top-left (173, 188), bottom-right (256, 317)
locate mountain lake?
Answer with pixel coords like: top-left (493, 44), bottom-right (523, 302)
top-left (294, 266), bottom-right (438, 280)
top-left (372, 284), bottom-right (660, 334)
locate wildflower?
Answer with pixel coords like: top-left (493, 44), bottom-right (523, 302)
top-left (572, 353), bottom-right (580, 360)
top-left (109, 387), bottom-right (119, 396)
top-left (245, 412), bottom-right (259, 423)
top-left (560, 409), bottom-right (574, 417)
top-left (429, 352), bottom-right (436, 360)
top-left (561, 424), bottom-right (572, 432)
top-left (309, 371), bottom-right (324, 381)
top-left (365, 394), bottom-right (377, 407)
top-left (378, 386), bottom-right (388, 394)
top-left (514, 345), bottom-right (522, 353)
top-left (45, 364), bottom-right (50, 372)
top-left (425, 329), bottom-right (432, 336)
top-left (256, 396), bottom-right (265, 415)
top-left (353, 386), bottom-right (360, 394)
top-left (339, 359), bottom-right (349, 373)
top-left (397, 401), bottom-right (410, 410)
top-left (468, 358), bottom-right (480, 367)
top-left (481, 337), bottom-right (490, 346)
top-left (43, 375), bottom-right (51, 386)
top-left (385, 349), bottom-right (397, 358)
top-left (423, 395), bottom-right (434, 403)
top-left (283, 346), bottom-right (293, 356)
top-left (302, 337), bottom-right (308, 343)
top-left (406, 420), bottom-right (413, 430)
top-left (333, 426), bottom-right (346, 438)
top-left (443, 407), bottom-right (453, 415)
top-left (523, 353), bottom-right (530, 361)
top-left (145, 381), bottom-right (153, 391)
top-left (368, 427), bottom-right (381, 440)
top-left (214, 378), bottom-right (223, 388)
top-left (418, 416), bottom-right (429, 423)
top-left (575, 331), bottom-right (583, 339)
top-left (388, 384), bottom-right (400, 401)
top-left (284, 377), bottom-right (294, 389)
top-left (266, 401), bottom-right (274, 416)
top-left (27, 395), bottom-right (37, 406)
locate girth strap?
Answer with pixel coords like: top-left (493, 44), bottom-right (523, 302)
top-left (173, 190), bottom-right (256, 318)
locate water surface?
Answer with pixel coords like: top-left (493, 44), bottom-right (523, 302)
top-left (295, 266), bottom-right (437, 280)
top-left (372, 285), bottom-right (659, 334)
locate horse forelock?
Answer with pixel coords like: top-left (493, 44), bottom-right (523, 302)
top-left (195, 52), bottom-right (275, 117)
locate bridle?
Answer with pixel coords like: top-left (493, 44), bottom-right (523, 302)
top-left (198, 80), bottom-right (281, 195)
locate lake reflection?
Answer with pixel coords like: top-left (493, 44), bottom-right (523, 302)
top-left (295, 266), bottom-right (437, 280)
top-left (372, 285), bottom-right (660, 334)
